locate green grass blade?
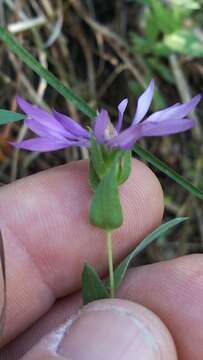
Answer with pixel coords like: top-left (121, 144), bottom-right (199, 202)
top-left (113, 217), bottom-right (188, 290)
top-left (0, 26), bottom-right (95, 119)
top-left (0, 110), bottom-right (25, 124)
top-left (133, 144), bottom-right (203, 201)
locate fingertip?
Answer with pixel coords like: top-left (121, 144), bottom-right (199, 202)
top-left (25, 299), bottom-right (177, 360)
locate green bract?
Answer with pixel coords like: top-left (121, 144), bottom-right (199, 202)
top-left (89, 159), bottom-right (123, 230)
top-left (89, 138), bottom-right (132, 230)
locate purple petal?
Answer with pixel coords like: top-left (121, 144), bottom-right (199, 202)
top-left (116, 98), bottom-right (128, 133)
top-left (132, 80), bottom-right (155, 125)
top-left (107, 125), bottom-right (141, 149)
top-left (144, 103), bottom-right (181, 123)
top-left (11, 138), bottom-right (70, 151)
top-left (11, 137), bottom-right (90, 152)
top-left (53, 110), bottom-right (89, 138)
top-left (146, 95), bottom-right (201, 124)
top-left (94, 109), bottom-right (109, 143)
top-left (25, 118), bottom-right (70, 140)
top-left (16, 96), bottom-right (68, 136)
top-left (140, 118), bottom-right (196, 137)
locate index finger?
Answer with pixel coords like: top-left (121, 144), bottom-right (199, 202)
top-left (0, 159), bottom-right (163, 346)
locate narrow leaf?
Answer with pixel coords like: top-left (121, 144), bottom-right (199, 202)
top-left (113, 217), bottom-right (188, 290)
top-left (90, 137), bottom-right (106, 179)
top-left (89, 159), bottom-right (100, 191)
top-left (133, 144), bottom-right (203, 201)
top-left (89, 161), bottom-right (123, 230)
top-left (0, 110), bottom-right (25, 125)
top-left (82, 263), bottom-right (109, 305)
top-left (117, 150), bottom-right (132, 185)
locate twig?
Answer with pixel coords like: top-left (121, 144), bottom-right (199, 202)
top-left (8, 16), bottom-right (47, 33)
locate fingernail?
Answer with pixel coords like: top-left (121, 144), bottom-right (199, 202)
top-left (21, 314), bottom-right (80, 360)
top-left (57, 299), bottom-right (176, 360)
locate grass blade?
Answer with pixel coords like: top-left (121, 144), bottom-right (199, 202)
top-left (113, 217), bottom-right (188, 290)
top-left (0, 110), bottom-right (25, 125)
top-left (133, 144), bottom-right (203, 201)
top-left (0, 26), bottom-right (95, 119)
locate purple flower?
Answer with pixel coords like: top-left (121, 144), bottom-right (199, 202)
top-left (12, 96), bottom-right (90, 151)
top-left (12, 80), bottom-right (201, 152)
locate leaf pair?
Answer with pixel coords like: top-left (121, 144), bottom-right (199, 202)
top-left (82, 217), bottom-right (188, 304)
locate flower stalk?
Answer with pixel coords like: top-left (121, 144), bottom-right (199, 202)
top-left (106, 230), bottom-right (115, 298)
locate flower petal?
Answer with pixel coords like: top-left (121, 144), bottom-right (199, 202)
top-left (132, 79), bottom-right (155, 125)
top-left (53, 110), bottom-right (89, 138)
top-left (107, 125), bottom-right (141, 150)
top-left (94, 109), bottom-right (109, 143)
top-left (116, 98), bottom-right (128, 133)
top-left (144, 103), bottom-right (181, 123)
top-left (146, 95), bottom-right (201, 124)
top-left (16, 96), bottom-right (68, 136)
top-left (11, 137), bottom-right (90, 152)
top-left (11, 138), bottom-right (70, 151)
top-left (140, 118), bottom-right (196, 137)
top-left (25, 118), bottom-right (69, 140)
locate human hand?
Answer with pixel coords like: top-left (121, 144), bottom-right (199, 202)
top-left (0, 160), bottom-right (202, 359)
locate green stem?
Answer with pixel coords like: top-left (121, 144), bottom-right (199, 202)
top-left (106, 230), bottom-right (114, 298)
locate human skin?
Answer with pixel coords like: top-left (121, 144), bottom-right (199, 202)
top-left (0, 159), bottom-right (202, 359)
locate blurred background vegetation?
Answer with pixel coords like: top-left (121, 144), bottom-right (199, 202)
top-left (0, 0), bottom-right (203, 264)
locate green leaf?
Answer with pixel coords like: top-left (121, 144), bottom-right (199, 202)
top-left (0, 26), bottom-right (95, 119)
top-left (144, 11), bottom-right (159, 42)
top-left (89, 137), bottom-right (106, 179)
top-left (171, 0), bottom-right (200, 10)
top-left (164, 30), bottom-right (203, 57)
top-left (82, 262), bottom-right (109, 305)
top-left (133, 144), bottom-right (203, 201)
top-left (89, 159), bottom-right (100, 191)
top-left (89, 160), bottom-right (123, 230)
top-left (148, 0), bottom-right (178, 34)
top-left (0, 110), bottom-right (25, 125)
top-left (117, 150), bottom-right (132, 185)
top-left (112, 217), bottom-right (188, 290)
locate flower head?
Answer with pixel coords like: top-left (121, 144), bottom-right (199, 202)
top-left (12, 80), bottom-right (201, 152)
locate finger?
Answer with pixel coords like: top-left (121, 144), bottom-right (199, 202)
top-left (1, 294), bottom-right (81, 359)
top-left (4, 254), bottom-right (203, 359)
top-left (118, 254), bottom-right (203, 360)
top-left (0, 159), bottom-right (163, 345)
top-left (21, 299), bottom-right (177, 360)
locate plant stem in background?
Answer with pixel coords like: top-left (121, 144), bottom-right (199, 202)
top-left (106, 230), bottom-right (114, 298)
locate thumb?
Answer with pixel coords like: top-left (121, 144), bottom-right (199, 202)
top-left (22, 299), bottom-right (177, 360)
